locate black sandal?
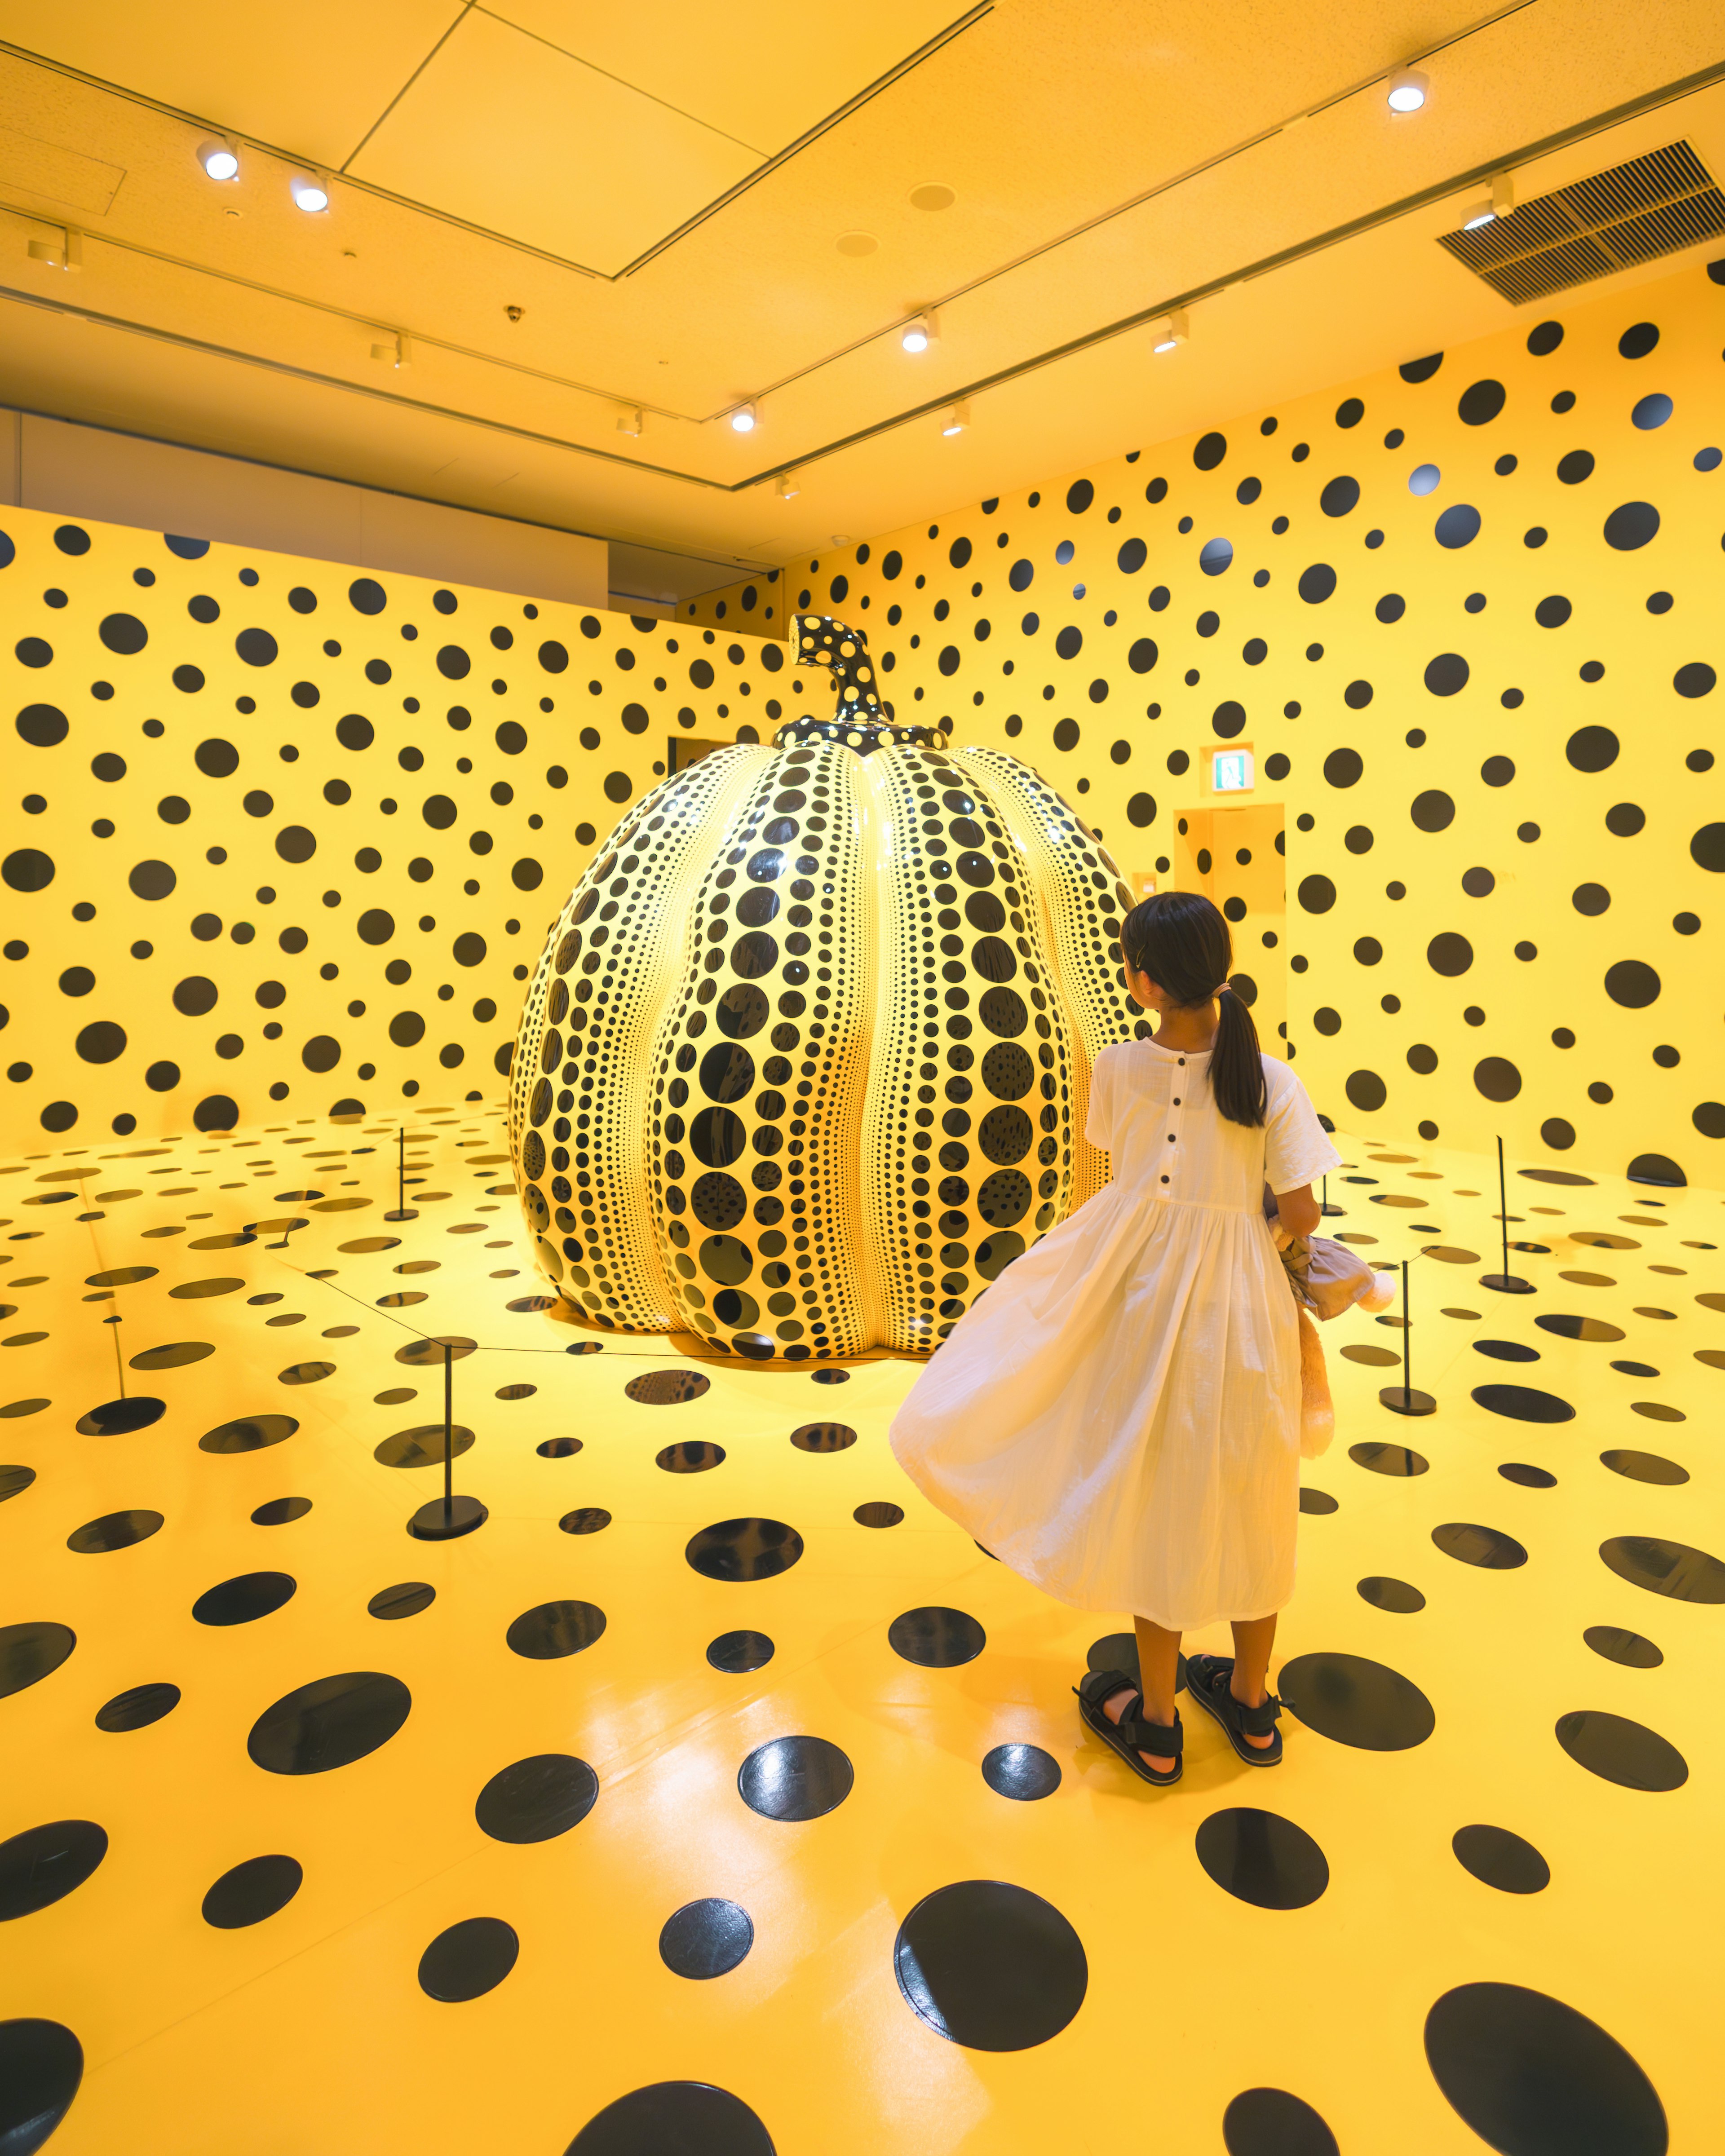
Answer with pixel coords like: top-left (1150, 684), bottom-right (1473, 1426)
top-left (1073, 1668), bottom-right (1183, 1785)
top-left (1183, 1653), bottom-right (1283, 1766)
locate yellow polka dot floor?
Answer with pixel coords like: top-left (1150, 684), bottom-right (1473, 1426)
top-left (2, 1108), bottom-right (1721, 2155)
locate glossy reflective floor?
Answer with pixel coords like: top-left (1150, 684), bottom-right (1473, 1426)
top-left (1, 1113), bottom-right (1719, 2155)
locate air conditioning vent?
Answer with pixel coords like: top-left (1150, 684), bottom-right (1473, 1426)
top-left (1438, 140), bottom-right (1725, 304)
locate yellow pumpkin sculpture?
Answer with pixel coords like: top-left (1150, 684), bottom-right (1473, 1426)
top-left (508, 614), bottom-right (1143, 1361)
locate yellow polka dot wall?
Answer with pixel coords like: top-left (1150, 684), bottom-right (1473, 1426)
top-left (687, 256), bottom-right (1725, 1190)
top-left (2, 541), bottom-right (787, 1152)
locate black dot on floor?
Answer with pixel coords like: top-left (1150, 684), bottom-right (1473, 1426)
top-left (373, 1424), bottom-right (475, 1469)
top-left (1298, 1487), bottom-right (1339, 1514)
top-left (1499, 1462), bottom-right (1558, 1488)
top-left (982, 1744), bottom-right (1062, 1800)
top-left (812, 1369), bottom-right (849, 1385)
top-left (853, 1501), bottom-right (903, 1527)
top-left (506, 1600), bottom-right (606, 1659)
top-left (0, 1820), bottom-right (107, 1919)
top-left (537, 1436), bottom-right (583, 1458)
top-left (417, 1915), bottom-right (519, 2002)
top-left (251, 1496), bottom-right (313, 1525)
top-left (1452, 1823), bottom-right (1550, 1894)
top-left (564, 2082), bottom-right (774, 2155)
top-left (685, 1518), bottom-right (803, 1582)
top-left (201, 1853), bottom-right (303, 1928)
top-left (656, 1440), bottom-right (725, 1474)
top-left (790, 1420), bottom-right (856, 1452)
top-left (1555, 1710), bottom-right (1687, 1792)
top-left (368, 1581), bottom-right (435, 1620)
top-left (1474, 1339), bottom-right (1540, 1362)
top-left (1349, 1441), bottom-right (1429, 1476)
top-left (75, 1396), bottom-right (167, 1435)
top-left (0, 2017), bottom-right (83, 2152)
top-left (1195, 1807), bottom-right (1329, 1909)
top-left (708, 1630), bottom-right (774, 1673)
top-left (1537, 1312), bottom-right (1625, 1343)
top-left (1432, 1521), bottom-right (1528, 1569)
top-left (737, 1735), bottom-right (854, 1821)
top-left (95, 1680), bottom-right (180, 1731)
top-left (1601, 1449), bottom-right (1688, 1486)
top-left (475, 1754), bottom-right (598, 1843)
top-left (247, 1671), bottom-right (412, 1775)
top-left (199, 1413), bottom-right (297, 1454)
top-left (894, 1879), bottom-right (1087, 2048)
top-left (1358, 1575), bottom-right (1426, 1613)
top-left (0, 1621), bottom-right (76, 1700)
top-left (1222, 2086), bottom-right (1340, 2156)
top-left (1599, 1535), bottom-right (1725, 1602)
top-left (1279, 1652), bottom-right (1436, 1749)
top-left (888, 1606), bottom-right (986, 1668)
top-left (659, 1898), bottom-right (754, 1979)
top-left (66, 1508), bottom-right (164, 1554)
top-left (1584, 1625), bottom-right (1663, 1669)
top-left (193, 1570), bottom-right (297, 1625)
top-left (624, 1369), bottom-right (710, 1405)
top-left (1424, 1981), bottom-right (1667, 2156)
top-left (1611, 1360), bottom-right (1659, 1378)
top-left (1472, 1383), bottom-right (1576, 1423)
top-left (559, 1507), bottom-right (611, 1536)
top-left (0, 1464), bottom-right (35, 1502)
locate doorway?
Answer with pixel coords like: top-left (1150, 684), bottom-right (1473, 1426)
top-left (1168, 803), bottom-right (1288, 1057)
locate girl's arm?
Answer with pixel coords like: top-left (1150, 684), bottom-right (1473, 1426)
top-left (1276, 1184), bottom-right (1321, 1239)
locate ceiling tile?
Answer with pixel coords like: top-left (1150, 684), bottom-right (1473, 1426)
top-left (0, 0), bottom-right (465, 169)
top-left (349, 9), bottom-right (761, 270)
top-left (491, 0), bottom-right (969, 153)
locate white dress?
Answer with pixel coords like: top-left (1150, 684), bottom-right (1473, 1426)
top-left (889, 1043), bottom-right (1341, 1631)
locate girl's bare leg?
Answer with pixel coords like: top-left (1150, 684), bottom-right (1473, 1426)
top-left (1101, 1615), bottom-right (1181, 1770)
top-left (1230, 1614), bottom-right (1278, 1749)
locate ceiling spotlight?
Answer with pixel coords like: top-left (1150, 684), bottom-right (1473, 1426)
top-left (197, 138), bottom-right (240, 182)
top-left (370, 333), bottom-right (410, 368)
top-left (1151, 308), bottom-right (1188, 354)
top-left (1386, 66), bottom-right (1429, 113)
top-left (616, 408), bottom-right (643, 437)
top-left (902, 310), bottom-right (939, 353)
top-left (776, 473), bottom-right (801, 499)
top-left (289, 172), bottom-right (331, 214)
top-left (1464, 172), bottom-right (1516, 228)
top-left (940, 401), bottom-right (969, 437)
top-left (730, 402), bottom-right (758, 434)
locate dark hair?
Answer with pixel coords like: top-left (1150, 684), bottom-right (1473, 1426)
top-left (1120, 890), bottom-right (1266, 1126)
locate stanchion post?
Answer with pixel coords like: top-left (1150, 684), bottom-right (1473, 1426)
top-left (1380, 1255), bottom-right (1436, 1417)
top-left (1480, 1135), bottom-right (1534, 1295)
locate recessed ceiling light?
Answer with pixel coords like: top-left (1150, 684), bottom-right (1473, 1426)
top-left (910, 183), bottom-right (955, 211)
top-left (290, 172), bottom-right (330, 214)
top-left (837, 231), bottom-right (878, 256)
top-left (197, 138), bottom-right (239, 182)
top-left (776, 473), bottom-right (801, 499)
top-left (1151, 308), bottom-right (1188, 354)
top-left (730, 403), bottom-right (758, 434)
top-left (830, 535), bottom-right (851, 545)
top-left (1386, 66), bottom-right (1429, 113)
top-left (902, 310), bottom-right (938, 353)
top-left (941, 402), bottom-right (969, 437)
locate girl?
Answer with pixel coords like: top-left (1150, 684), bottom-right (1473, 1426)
top-left (889, 891), bottom-right (1340, 1786)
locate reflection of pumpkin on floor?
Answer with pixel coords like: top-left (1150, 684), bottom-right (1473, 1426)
top-left (508, 613), bottom-right (1144, 1362)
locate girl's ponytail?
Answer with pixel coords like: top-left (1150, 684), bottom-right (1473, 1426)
top-left (1211, 984), bottom-right (1267, 1127)
top-left (1119, 888), bottom-right (1267, 1127)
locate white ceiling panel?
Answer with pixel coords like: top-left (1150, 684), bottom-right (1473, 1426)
top-left (0, 0), bottom-right (464, 169)
top-left (348, 7), bottom-right (762, 269)
top-left (491, 0), bottom-right (972, 154)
